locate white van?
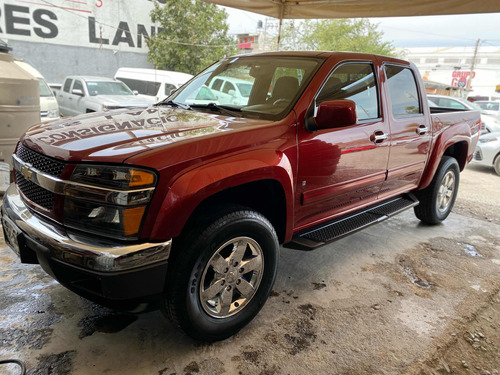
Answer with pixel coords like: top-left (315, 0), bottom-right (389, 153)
top-left (14, 60), bottom-right (60, 122)
top-left (114, 68), bottom-right (193, 102)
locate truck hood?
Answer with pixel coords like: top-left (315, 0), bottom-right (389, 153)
top-left (96, 94), bottom-right (155, 107)
top-left (21, 106), bottom-right (270, 163)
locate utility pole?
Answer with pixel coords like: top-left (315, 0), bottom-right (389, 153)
top-left (466, 38), bottom-right (480, 90)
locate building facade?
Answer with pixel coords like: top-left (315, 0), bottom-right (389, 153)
top-left (0, 0), bottom-right (164, 83)
top-left (403, 46), bottom-right (500, 99)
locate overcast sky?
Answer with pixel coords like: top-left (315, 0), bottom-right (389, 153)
top-left (223, 7), bottom-right (500, 48)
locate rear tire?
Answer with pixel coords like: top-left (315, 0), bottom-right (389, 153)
top-left (414, 156), bottom-right (459, 225)
top-left (163, 207), bottom-right (279, 341)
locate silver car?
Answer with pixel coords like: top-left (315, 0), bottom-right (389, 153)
top-left (471, 132), bottom-right (500, 175)
top-left (56, 76), bottom-right (155, 116)
top-left (428, 95), bottom-right (500, 134)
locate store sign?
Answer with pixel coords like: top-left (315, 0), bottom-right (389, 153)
top-left (0, 0), bottom-right (164, 52)
top-left (451, 71), bottom-right (476, 87)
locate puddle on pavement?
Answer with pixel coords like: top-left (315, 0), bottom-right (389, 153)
top-left (398, 258), bottom-right (432, 289)
top-left (457, 242), bottom-right (483, 257)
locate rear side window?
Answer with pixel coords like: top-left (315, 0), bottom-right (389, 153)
top-left (385, 66), bottom-right (421, 118)
top-left (63, 79), bottom-right (73, 93)
top-left (316, 62), bottom-right (379, 121)
top-left (116, 77), bottom-right (160, 96)
top-left (211, 79), bottom-right (223, 91)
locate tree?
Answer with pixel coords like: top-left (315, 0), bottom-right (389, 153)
top-left (279, 19), bottom-right (395, 56)
top-left (147, 1), bottom-right (237, 75)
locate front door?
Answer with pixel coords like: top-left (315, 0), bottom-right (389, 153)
top-left (296, 61), bottom-right (390, 230)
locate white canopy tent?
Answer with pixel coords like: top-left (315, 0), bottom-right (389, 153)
top-left (204, 0), bottom-right (500, 46)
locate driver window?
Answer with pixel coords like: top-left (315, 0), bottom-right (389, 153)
top-left (73, 80), bottom-right (84, 95)
top-left (222, 81), bottom-right (235, 94)
top-left (317, 63), bottom-right (379, 121)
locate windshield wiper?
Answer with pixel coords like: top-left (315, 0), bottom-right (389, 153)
top-left (157, 100), bottom-right (191, 110)
top-left (190, 103), bottom-right (242, 117)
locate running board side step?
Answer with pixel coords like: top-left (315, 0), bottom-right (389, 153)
top-left (284, 194), bottom-right (419, 251)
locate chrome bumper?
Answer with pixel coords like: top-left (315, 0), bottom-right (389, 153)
top-left (1, 184), bottom-right (171, 272)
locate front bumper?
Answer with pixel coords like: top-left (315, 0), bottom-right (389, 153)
top-left (1, 184), bottom-right (171, 309)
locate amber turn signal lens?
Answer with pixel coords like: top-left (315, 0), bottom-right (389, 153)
top-left (123, 206), bottom-right (146, 236)
top-left (129, 170), bottom-right (155, 187)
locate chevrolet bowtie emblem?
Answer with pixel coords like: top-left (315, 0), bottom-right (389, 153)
top-left (21, 163), bottom-right (33, 180)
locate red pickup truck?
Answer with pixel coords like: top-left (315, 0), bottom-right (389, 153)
top-left (2, 52), bottom-right (480, 341)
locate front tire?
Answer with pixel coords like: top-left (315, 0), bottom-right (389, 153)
top-left (414, 156), bottom-right (460, 225)
top-left (163, 208), bottom-right (279, 341)
top-left (494, 155), bottom-right (500, 176)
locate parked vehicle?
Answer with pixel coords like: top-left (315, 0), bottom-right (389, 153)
top-left (207, 76), bottom-right (253, 106)
top-left (2, 52), bottom-right (481, 341)
top-left (471, 132), bottom-right (500, 175)
top-left (0, 52), bottom-right (40, 169)
top-left (474, 101), bottom-right (500, 120)
top-left (14, 60), bottom-right (60, 123)
top-left (55, 76), bottom-right (155, 116)
top-left (428, 94), bottom-right (500, 133)
top-left (114, 68), bottom-right (193, 102)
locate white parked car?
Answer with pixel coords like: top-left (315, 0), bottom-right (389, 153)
top-left (55, 76), bottom-right (155, 116)
top-left (14, 60), bottom-right (60, 123)
top-left (115, 68), bottom-right (193, 102)
top-left (474, 101), bottom-right (500, 120)
top-left (471, 132), bottom-right (500, 176)
top-left (208, 76), bottom-right (253, 106)
top-left (428, 95), bottom-right (500, 134)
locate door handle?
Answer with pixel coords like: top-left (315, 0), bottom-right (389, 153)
top-left (417, 124), bottom-right (428, 135)
top-left (68, 97), bottom-right (73, 100)
top-left (371, 131), bottom-right (388, 144)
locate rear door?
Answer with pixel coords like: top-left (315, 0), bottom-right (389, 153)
top-left (296, 61), bottom-right (391, 229)
top-left (379, 64), bottom-right (432, 198)
top-left (58, 78), bottom-right (73, 116)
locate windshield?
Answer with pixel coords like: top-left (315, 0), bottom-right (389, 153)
top-left (168, 56), bottom-right (323, 120)
top-left (86, 81), bottom-right (134, 96)
top-left (38, 79), bottom-right (54, 97)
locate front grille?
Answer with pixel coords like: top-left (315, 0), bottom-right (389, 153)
top-left (15, 144), bottom-right (66, 211)
top-left (16, 144), bottom-right (65, 177)
top-left (15, 171), bottom-right (55, 210)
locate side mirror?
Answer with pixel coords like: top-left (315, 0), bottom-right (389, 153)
top-left (314, 99), bottom-right (357, 130)
top-left (133, 90), bottom-right (139, 95)
top-left (228, 89), bottom-right (236, 97)
top-left (72, 89), bottom-right (84, 97)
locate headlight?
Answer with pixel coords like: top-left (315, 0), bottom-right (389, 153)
top-left (102, 104), bottom-right (120, 111)
top-left (63, 165), bottom-right (157, 240)
top-left (47, 109), bottom-right (59, 118)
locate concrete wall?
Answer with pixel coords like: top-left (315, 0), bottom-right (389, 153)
top-left (9, 40), bottom-right (153, 84)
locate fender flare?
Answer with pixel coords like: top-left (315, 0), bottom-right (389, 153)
top-left (149, 149), bottom-right (295, 240)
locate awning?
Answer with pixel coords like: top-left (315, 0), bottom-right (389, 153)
top-left (205, 0), bottom-right (500, 19)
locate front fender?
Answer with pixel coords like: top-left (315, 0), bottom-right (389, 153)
top-left (149, 149), bottom-right (295, 240)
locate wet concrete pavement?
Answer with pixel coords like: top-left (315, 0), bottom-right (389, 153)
top-left (0, 166), bottom-right (499, 375)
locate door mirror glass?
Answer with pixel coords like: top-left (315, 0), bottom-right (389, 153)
top-left (314, 100), bottom-right (357, 130)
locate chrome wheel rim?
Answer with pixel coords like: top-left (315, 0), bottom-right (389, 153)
top-left (437, 170), bottom-right (456, 213)
top-left (199, 237), bottom-right (264, 319)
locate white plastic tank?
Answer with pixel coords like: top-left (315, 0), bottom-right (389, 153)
top-left (0, 52), bottom-right (41, 169)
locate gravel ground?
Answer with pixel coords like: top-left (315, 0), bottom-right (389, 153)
top-left (0, 164), bottom-right (499, 375)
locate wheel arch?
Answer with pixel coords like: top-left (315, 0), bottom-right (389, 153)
top-left (149, 150), bottom-right (295, 244)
